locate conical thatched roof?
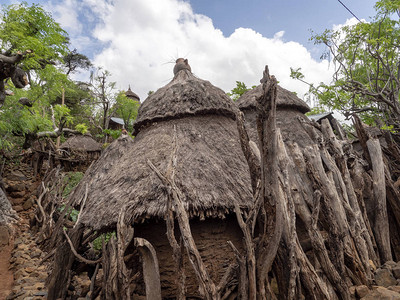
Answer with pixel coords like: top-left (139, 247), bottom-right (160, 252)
top-left (133, 69), bottom-right (237, 135)
top-left (60, 135), bottom-right (101, 152)
top-left (236, 84), bottom-right (313, 148)
top-left (69, 63), bottom-right (253, 231)
top-left (125, 86), bottom-right (140, 101)
top-left (236, 84), bottom-right (310, 114)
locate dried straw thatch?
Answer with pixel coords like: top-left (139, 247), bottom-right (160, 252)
top-left (236, 84), bottom-right (313, 148)
top-left (133, 69), bottom-right (237, 135)
top-left (60, 135), bottom-right (101, 152)
top-left (69, 68), bottom-right (253, 231)
top-left (237, 84), bottom-right (310, 113)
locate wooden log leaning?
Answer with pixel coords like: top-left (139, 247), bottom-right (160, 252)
top-left (367, 138), bottom-right (392, 263)
top-left (134, 238), bottom-right (162, 300)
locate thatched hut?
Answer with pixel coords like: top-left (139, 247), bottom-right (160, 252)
top-left (59, 135), bottom-right (102, 171)
top-left (236, 84), bottom-right (312, 148)
top-left (56, 60), bottom-right (253, 298)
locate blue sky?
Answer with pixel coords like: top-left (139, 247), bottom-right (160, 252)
top-left (189, 0), bottom-right (376, 48)
top-left (1, 0), bottom-right (378, 103)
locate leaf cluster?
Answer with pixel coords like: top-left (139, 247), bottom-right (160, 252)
top-left (293, 0), bottom-right (400, 130)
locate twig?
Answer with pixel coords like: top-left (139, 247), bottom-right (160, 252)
top-left (63, 228), bottom-right (101, 265)
top-left (89, 263), bottom-right (100, 299)
top-left (217, 262), bottom-right (237, 293)
top-left (234, 202), bottom-right (256, 300)
top-left (227, 241), bottom-right (247, 300)
top-left (36, 182), bottom-right (48, 224)
top-left (74, 183), bottom-right (88, 228)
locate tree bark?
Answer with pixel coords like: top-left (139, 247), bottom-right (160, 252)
top-left (367, 138), bottom-right (392, 262)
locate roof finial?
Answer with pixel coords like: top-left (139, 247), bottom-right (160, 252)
top-left (173, 58), bottom-right (191, 75)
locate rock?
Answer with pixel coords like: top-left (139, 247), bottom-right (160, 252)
top-left (33, 282), bottom-right (45, 290)
top-left (11, 197), bottom-right (24, 205)
top-left (349, 286), bottom-right (356, 299)
top-left (23, 198), bottom-right (34, 210)
top-left (6, 182), bottom-right (26, 193)
top-left (356, 285), bottom-right (370, 298)
top-left (9, 190), bottom-right (26, 198)
top-left (361, 286), bottom-right (400, 299)
top-left (6, 170), bottom-right (27, 181)
top-left (375, 268), bottom-right (397, 287)
top-left (389, 286), bottom-right (400, 293)
top-left (33, 291), bottom-right (48, 296)
top-left (0, 225), bottom-right (10, 247)
top-left (30, 249), bottom-right (42, 259)
top-left (392, 266), bottom-right (400, 279)
top-left (383, 261), bottom-right (397, 270)
top-left (13, 205), bottom-right (24, 212)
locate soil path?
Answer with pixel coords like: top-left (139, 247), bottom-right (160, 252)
top-left (0, 239), bottom-right (13, 300)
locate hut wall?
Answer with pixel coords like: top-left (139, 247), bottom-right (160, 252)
top-left (130, 215), bottom-right (243, 298)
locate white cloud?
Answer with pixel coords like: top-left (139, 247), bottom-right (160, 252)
top-left (332, 17), bottom-right (361, 31)
top-left (44, 0), bottom-right (82, 35)
top-left (47, 0), bottom-right (336, 104)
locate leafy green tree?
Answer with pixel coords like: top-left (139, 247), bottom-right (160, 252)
top-left (292, 0), bottom-right (400, 130)
top-left (89, 69), bottom-right (116, 133)
top-left (113, 91), bottom-right (140, 133)
top-left (63, 49), bottom-right (92, 76)
top-left (0, 2), bottom-right (69, 73)
top-left (228, 81), bottom-right (255, 101)
top-left (0, 2), bottom-right (91, 150)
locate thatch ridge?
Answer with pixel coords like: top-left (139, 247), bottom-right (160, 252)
top-left (133, 69), bottom-right (238, 135)
top-left (60, 135), bottom-right (101, 152)
top-left (236, 84), bottom-right (310, 114)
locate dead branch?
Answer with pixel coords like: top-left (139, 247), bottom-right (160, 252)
top-left (236, 111), bottom-right (261, 193)
top-left (147, 157), bottom-right (218, 299)
top-left (234, 202), bottom-right (256, 300)
top-left (367, 138), bottom-right (392, 262)
top-left (227, 241), bottom-right (247, 300)
top-left (35, 182), bottom-right (48, 224)
top-left (256, 65), bottom-right (283, 299)
top-left (74, 183), bottom-right (88, 229)
top-left (63, 228), bottom-right (101, 265)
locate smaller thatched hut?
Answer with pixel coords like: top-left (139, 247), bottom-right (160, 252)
top-left (59, 135), bottom-right (102, 171)
top-left (54, 59), bottom-right (254, 299)
top-left (236, 84), bottom-right (312, 148)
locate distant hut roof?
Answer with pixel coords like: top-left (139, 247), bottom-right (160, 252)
top-left (308, 112), bottom-right (333, 123)
top-left (110, 117), bottom-right (125, 126)
top-left (236, 84), bottom-right (310, 114)
top-left (69, 61), bottom-right (253, 231)
top-left (125, 86), bottom-right (140, 101)
top-left (133, 69), bottom-right (238, 135)
top-left (60, 135), bottom-right (101, 152)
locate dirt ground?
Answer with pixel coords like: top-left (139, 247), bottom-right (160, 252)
top-left (0, 239), bottom-right (14, 300)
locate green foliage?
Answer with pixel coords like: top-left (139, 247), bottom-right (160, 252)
top-left (101, 128), bottom-right (121, 140)
top-left (113, 91), bottom-right (140, 132)
top-left (0, 3), bottom-right (95, 151)
top-left (63, 49), bottom-right (92, 75)
top-left (92, 232), bottom-right (116, 251)
top-left (59, 206), bottom-right (79, 222)
top-left (0, 2), bottom-right (69, 70)
top-left (75, 124), bottom-right (88, 135)
top-left (228, 81), bottom-right (255, 101)
top-left (62, 171), bottom-right (84, 198)
top-left (294, 0), bottom-right (400, 129)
